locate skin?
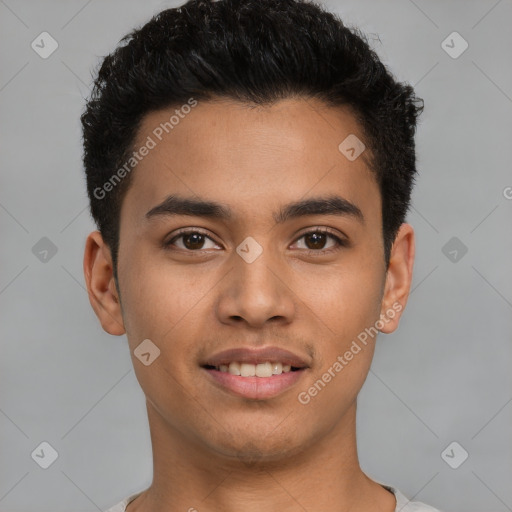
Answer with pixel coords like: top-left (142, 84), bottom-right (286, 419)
top-left (84, 97), bottom-right (414, 512)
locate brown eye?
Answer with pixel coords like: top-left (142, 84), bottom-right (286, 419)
top-left (165, 230), bottom-right (220, 251)
top-left (182, 233), bottom-right (206, 250)
top-left (293, 229), bottom-right (346, 253)
top-left (303, 232), bottom-right (328, 250)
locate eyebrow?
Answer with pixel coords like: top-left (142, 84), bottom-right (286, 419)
top-left (145, 194), bottom-right (364, 225)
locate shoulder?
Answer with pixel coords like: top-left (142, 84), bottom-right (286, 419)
top-left (104, 490), bottom-right (144, 512)
top-left (384, 484), bottom-right (444, 512)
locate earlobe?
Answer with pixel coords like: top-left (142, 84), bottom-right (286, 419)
top-left (83, 230), bottom-right (126, 336)
top-left (379, 223), bottom-right (415, 334)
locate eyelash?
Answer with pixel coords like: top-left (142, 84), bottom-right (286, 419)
top-left (164, 227), bottom-right (348, 256)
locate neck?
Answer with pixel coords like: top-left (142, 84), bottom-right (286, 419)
top-left (127, 400), bottom-right (396, 512)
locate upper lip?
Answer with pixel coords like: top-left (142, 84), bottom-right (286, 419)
top-left (201, 346), bottom-right (310, 368)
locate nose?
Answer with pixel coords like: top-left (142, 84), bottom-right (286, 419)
top-left (215, 245), bottom-right (295, 329)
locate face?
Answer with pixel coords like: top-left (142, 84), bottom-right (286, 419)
top-left (84, 97), bottom-right (414, 464)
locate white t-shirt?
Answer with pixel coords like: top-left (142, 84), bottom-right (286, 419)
top-left (104, 483), bottom-right (443, 511)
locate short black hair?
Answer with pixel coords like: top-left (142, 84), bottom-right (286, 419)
top-left (81, 0), bottom-right (423, 284)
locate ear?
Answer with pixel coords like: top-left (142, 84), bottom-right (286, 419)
top-left (83, 230), bottom-right (126, 336)
top-left (378, 223), bottom-right (415, 334)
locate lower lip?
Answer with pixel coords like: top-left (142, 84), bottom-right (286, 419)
top-left (202, 368), bottom-right (306, 400)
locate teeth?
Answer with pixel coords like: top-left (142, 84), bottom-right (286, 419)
top-left (228, 362), bottom-right (241, 375)
top-left (256, 362), bottom-right (273, 377)
top-left (272, 362), bottom-right (282, 374)
top-left (216, 361), bottom-right (296, 377)
top-left (240, 363), bottom-right (256, 377)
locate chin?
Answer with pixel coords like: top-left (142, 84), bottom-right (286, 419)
top-left (204, 426), bottom-right (309, 466)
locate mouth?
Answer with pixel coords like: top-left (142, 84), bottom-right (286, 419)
top-left (200, 346), bottom-right (309, 400)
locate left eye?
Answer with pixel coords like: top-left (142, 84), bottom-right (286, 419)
top-left (165, 229), bottom-right (346, 252)
top-left (292, 230), bottom-right (345, 252)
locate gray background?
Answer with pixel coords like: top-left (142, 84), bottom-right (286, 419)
top-left (1, 0), bottom-right (511, 510)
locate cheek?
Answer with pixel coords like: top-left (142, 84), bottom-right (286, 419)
top-left (295, 260), bottom-right (384, 347)
top-left (118, 247), bottom-right (217, 343)
top-left (117, 253), bottom-right (213, 414)
top-left (296, 348), bottom-right (375, 438)
top-left (293, 256), bottom-right (384, 423)
top-left (296, 301), bottom-right (380, 426)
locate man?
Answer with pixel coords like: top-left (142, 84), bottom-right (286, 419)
top-left (82, 0), bottom-right (442, 510)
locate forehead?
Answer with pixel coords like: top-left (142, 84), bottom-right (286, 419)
top-left (121, 97), bottom-right (379, 227)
